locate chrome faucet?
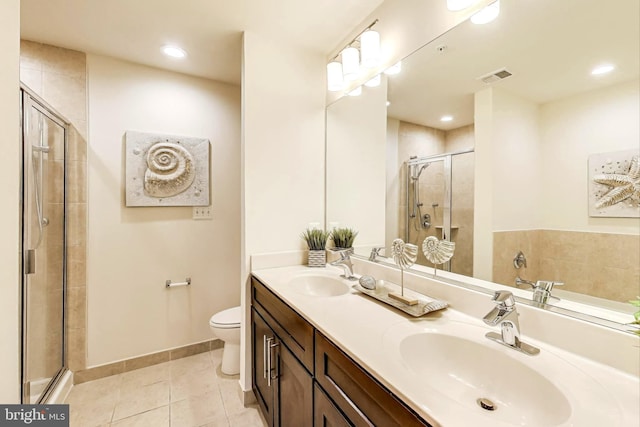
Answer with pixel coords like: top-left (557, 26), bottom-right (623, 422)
top-left (516, 278), bottom-right (564, 304)
top-left (368, 246), bottom-right (385, 262)
top-left (330, 250), bottom-right (357, 281)
top-left (483, 291), bottom-right (539, 355)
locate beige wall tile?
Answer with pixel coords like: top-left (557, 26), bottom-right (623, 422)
top-left (124, 351), bottom-right (171, 372)
top-left (42, 72), bottom-right (86, 125)
top-left (74, 361), bottom-right (124, 384)
top-left (20, 67), bottom-right (42, 93)
top-left (66, 243), bottom-right (87, 287)
top-left (67, 203), bottom-right (87, 247)
top-left (67, 327), bottom-right (87, 372)
top-left (170, 341), bottom-right (211, 360)
top-left (67, 287), bottom-right (86, 330)
top-left (67, 160), bottom-right (87, 203)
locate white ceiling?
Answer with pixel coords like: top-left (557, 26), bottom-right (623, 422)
top-left (387, 0), bottom-right (640, 130)
top-left (20, 0), bottom-right (384, 85)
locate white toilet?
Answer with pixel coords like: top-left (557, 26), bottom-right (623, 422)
top-left (209, 306), bottom-right (241, 375)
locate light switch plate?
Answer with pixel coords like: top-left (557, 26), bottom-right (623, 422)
top-left (193, 206), bottom-right (212, 220)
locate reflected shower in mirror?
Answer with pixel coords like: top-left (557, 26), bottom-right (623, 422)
top-left (325, 0), bottom-right (640, 327)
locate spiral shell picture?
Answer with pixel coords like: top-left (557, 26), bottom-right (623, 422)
top-left (422, 236), bottom-right (455, 265)
top-left (125, 131), bottom-right (210, 207)
top-left (391, 238), bottom-right (418, 270)
top-left (144, 142), bottom-right (195, 198)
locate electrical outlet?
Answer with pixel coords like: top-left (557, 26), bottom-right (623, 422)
top-left (193, 206), bottom-right (212, 220)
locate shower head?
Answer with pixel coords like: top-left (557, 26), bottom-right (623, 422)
top-left (411, 163), bottom-right (429, 180)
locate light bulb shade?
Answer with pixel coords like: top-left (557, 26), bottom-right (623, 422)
top-left (384, 61), bottom-right (402, 75)
top-left (447, 0), bottom-right (473, 11)
top-left (348, 86), bottom-right (362, 96)
top-left (327, 61), bottom-right (344, 91)
top-left (364, 74), bottom-right (381, 87)
top-left (342, 47), bottom-right (360, 81)
top-left (361, 30), bottom-right (381, 68)
top-left (471, 0), bottom-right (500, 24)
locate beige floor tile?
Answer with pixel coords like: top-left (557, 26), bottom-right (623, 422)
top-left (69, 399), bottom-right (115, 427)
top-left (171, 390), bottom-right (228, 427)
top-left (171, 352), bottom-right (213, 378)
top-left (218, 377), bottom-right (245, 418)
top-left (112, 380), bottom-right (170, 421)
top-left (227, 407), bottom-right (267, 427)
top-left (66, 374), bottom-right (120, 404)
top-left (110, 405), bottom-right (170, 427)
top-left (171, 364), bottom-right (219, 402)
top-left (120, 362), bottom-right (171, 393)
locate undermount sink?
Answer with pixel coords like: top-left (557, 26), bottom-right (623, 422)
top-left (288, 274), bottom-right (350, 297)
top-left (384, 321), bottom-right (621, 427)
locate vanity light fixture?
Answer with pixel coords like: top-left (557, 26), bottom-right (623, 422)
top-left (384, 61), bottom-right (402, 75)
top-left (447, 0), bottom-right (474, 11)
top-left (364, 74), bottom-right (381, 87)
top-left (348, 86), bottom-right (363, 96)
top-left (326, 19), bottom-right (380, 91)
top-left (162, 45), bottom-right (187, 58)
top-left (361, 29), bottom-right (381, 68)
top-left (440, 115), bottom-right (454, 122)
top-left (471, 0), bottom-right (500, 24)
top-left (591, 64), bottom-right (615, 75)
top-left (327, 61), bottom-right (345, 91)
top-left (342, 47), bottom-right (360, 81)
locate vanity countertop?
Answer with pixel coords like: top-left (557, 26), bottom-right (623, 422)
top-left (251, 264), bottom-right (640, 427)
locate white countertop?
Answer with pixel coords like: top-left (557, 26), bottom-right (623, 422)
top-left (252, 264), bottom-right (640, 427)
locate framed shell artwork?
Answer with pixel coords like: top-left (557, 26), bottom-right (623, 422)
top-left (588, 149), bottom-right (640, 218)
top-left (125, 131), bottom-right (210, 207)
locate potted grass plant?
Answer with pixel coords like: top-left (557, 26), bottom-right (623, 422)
top-left (301, 228), bottom-right (331, 267)
top-left (331, 227), bottom-right (358, 253)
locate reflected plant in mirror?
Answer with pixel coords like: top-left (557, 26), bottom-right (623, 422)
top-left (325, 0), bottom-right (640, 331)
top-left (331, 227), bottom-right (358, 250)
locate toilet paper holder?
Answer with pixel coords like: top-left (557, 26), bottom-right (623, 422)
top-left (166, 278), bottom-right (192, 288)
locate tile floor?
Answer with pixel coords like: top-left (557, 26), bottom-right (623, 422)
top-left (65, 349), bottom-right (267, 427)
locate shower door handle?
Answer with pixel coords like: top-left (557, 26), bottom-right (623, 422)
top-left (24, 249), bottom-right (36, 275)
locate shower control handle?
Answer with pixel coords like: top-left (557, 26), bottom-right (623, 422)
top-left (24, 249), bottom-right (36, 275)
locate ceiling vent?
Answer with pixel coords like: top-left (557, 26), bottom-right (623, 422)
top-left (478, 68), bottom-right (513, 84)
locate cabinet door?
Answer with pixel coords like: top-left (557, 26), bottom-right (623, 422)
top-left (274, 340), bottom-right (313, 427)
top-left (314, 383), bottom-right (352, 427)
top-left (252, 308), bottom-right (275, 426)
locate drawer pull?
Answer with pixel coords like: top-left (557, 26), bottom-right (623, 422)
top-left (263, 335), bottom-right (268, 379)
top-left (269, 341), bottom-right (280, 386)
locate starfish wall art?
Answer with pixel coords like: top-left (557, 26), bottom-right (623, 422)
top-left (588, 149), bottom-right (640, 218)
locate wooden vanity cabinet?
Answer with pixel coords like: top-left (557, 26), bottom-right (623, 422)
top-left (251, 275), bottom-right (432, 427)
top-left (251, 277), bottom-right (313, 427)
top-left (315, 332), bottom-right (431, 427)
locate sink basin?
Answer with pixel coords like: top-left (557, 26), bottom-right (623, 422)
top-left (400, 332), bottom-right (570, 426)
top-left (383, 320), bottom-right (622, 427)
top-left (288, 274), bottom-right (350, 297)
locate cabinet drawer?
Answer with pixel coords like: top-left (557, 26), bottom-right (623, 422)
top-left (315, 332), bottom-right (432, 427)
top-left (314, 383), bottom-right (351, 427)
top-left (251, 276), bottom-right (314, 372)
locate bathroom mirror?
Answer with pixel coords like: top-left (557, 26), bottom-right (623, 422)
top-left (325, 0), bottom-right (640, 329)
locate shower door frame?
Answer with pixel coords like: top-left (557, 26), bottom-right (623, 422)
top-left (405, 149), bottom-right (473, 271)
top-left (20, 84), bottom-right (70, 404)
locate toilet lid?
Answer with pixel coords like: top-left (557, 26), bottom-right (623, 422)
top-left (210, 306), bottom-right (241, 328)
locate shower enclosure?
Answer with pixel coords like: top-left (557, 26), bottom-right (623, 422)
top-left (405, 150), bottom-right (474, 275)
top-left (20, 86), bottom-right (68, 403)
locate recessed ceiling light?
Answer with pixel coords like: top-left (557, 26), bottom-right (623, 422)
top-left (162, 45), bottom-right (187, 58)
top-left (386, 101), bottom-right (391, 107)
top-left (591, 64), bottom-right (615, 75)
top-left (441, 115), bottom-right (453, 122)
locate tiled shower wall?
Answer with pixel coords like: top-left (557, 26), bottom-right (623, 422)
top-left (20, 40), bottom-right (88, 372)
top-left (397, 121), bottom-right (474, 275)
top-left (493, 230), bottom-right (640, 302)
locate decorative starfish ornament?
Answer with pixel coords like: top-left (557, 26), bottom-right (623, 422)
top-left (593, 155), bottom-right (640, 209)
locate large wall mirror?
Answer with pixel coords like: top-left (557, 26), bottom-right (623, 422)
top-left (326, 0), bottom-right (639, 328)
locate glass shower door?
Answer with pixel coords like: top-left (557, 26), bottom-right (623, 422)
top-left (21, 90), bottom-right (67, 403)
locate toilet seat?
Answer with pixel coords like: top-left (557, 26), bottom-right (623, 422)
top-left (209, 306), bottom-right (241, 329)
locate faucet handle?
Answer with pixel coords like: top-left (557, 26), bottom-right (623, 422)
top-left (491, 290), bottom-right (516, 308)
top-left (535, 280), bottom-right (563, 292)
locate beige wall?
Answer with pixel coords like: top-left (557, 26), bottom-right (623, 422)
top-left (20, 40), bottom-right (89, 374)
top-left (540, 79), bottom-right (640, 234)
top-left (86, 54), bottom-right (241, 367)
top-left (326, 79), bottom-right (387, 248)
top-left (241, 32), bottom-right (326, 392)
top-left (0, 0), bottom-right (20, 404)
